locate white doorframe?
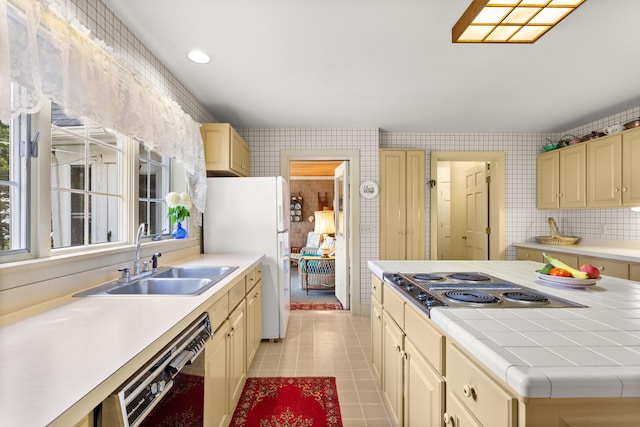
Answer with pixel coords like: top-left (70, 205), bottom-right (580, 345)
top-left (280, 150), bottom-right (361, 315)
top-left (430, 152), bottom-right (506, 260)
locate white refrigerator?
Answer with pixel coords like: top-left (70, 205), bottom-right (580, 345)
top-left (203, 177), bottom-right (290, 339)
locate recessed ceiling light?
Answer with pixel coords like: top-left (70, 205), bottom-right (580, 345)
top-left (187, 50), bottom-right (210, 64)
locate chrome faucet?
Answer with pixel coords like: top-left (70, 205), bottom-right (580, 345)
top-left (133, 223), bottom-right (146, 275)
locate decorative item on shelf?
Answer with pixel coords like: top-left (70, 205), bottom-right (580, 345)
top-left (290, 195), bottom-right (303, 222)
top-left (537, 217), bottom-right (579, 245)
top-left (166, 191), bottom-right (191, 239)
top-left (603, 124), bottom-right (625, 135)
top-left (314, 210), bottom-right (335, 256)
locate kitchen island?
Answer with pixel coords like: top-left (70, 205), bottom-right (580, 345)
top-left (0, 253), bottom-right (263, 427)
top-left (369, 260), bottom-right (640, 426)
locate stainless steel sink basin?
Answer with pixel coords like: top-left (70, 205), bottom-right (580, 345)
top-left (73, 265), bottom-right (238, 296)
top-left (153, 266), bottom-right (238, 280)
top-left (106, 278), bottom-right (213, 295)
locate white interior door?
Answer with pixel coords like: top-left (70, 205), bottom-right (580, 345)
top-left (464, 163), bottom-right (489, 260)
top-left (334, 162), bottom-right (350, 309)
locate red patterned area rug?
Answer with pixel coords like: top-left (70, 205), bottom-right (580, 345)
top-left (290, 301), bottom-right (343, 311)
top-left (139, 373), bottom-right (203, 427)
top-left (231, 377), bottom-right (343, 426)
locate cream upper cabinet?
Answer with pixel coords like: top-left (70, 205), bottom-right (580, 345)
top-left (201, 123), bottom-right (251, 177)
top-left (380, 149), bottom-right (425, 260)
top-left (537, 144), bottom-right (586, 209)
top-left (587, 128), bottom-right (640, 207)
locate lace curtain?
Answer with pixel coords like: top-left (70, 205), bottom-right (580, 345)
top-left (0, 0), bottom-right (207, 222)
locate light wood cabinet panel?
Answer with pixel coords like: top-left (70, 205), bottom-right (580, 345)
top-left (587, 134), bottom-right (623, 207)
top-left (537, 145), bottom-right (586, 209)
top-left (204, 320), bottom-right (230, 427)
top-left (404, 337), bottom-right (445, 427)
top-left (516, 248), bottom-right (543, 262)
top-left (446, 342), bottom-right (517, 427)
top-left (246, 281), bottom-right (262, 367)
top-left (372, 274), bottom-right (383, 303)
top-left (228, 301), bottom-right (246, 413)
top-left (383, 284), bottom-right (405, 330)
top-left (622, 127), bottom-right (640, 206)
top-left (201, 123), bottom-right (250, 177)
top-left (631, 264), bottom-right (640, 282)
top-left (371, 297), bottom-right (383, 387)
top-left (546, 251), bottom-right (579, 269)
top-left (404, 302), bottom-right (445, 375)
top-left (380, 149), bottom-right (425, 260)
top-left (579, 255), bottom-right (629, 279)
top-left (444, 392), bottom-right (483, 427)
top-left (537, 150), bottom-right (560, 209)
top-left (382, 311), bottom-right (405, 427)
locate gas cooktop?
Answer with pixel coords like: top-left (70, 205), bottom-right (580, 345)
top-left (382, 272), bottom-right (585, 317)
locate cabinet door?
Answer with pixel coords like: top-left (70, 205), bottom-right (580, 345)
top-left (406, 150), bottom-right (425, 260)
top-left (631, 264), bottom-right (640, 282)
top-left (559, 144), bottom-right (586, 208)
top-left (444, 392), bottom-right (483, 427)
top-left (537, 151), bottom-right (559, 209)
top-left (622, 128), bottom-right (640, 206)
top-left (371, 298), bottom-right (383, 387)
top-left (517, 248), bottom-right (543, 262)
top-left (230, 128), bottom-right (250, 177)
top-left (546, 251), bottom-right (579, 269)
top-left (404, 338), bottom-right (445, 427)
top-left (246, 281), bottom-right (262, 367)
top-left (228, 301), bottom-right (247, 412)
top-left (201, 123), bottom-right (232, 172)
top-left (204, 320), bottom-right (230, 427)
top-left (579, 256), bottom-right (629, 279)
top-left (382, 311), bottom-right (405, 427)
top-left (587, 135), bottom-right (622, 207)
top-left (380, 150), bottom-right (407, 259)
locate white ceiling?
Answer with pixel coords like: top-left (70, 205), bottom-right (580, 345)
top-left (103, 0), bottom-right (640, 133)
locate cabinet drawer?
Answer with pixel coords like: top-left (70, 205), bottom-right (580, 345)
top-left (246, 264), bottom-right (262, 294)
top-left (517, 248), bottom-right (543, 262)
top-left (579, 256), bottom-right (629, 279)
top-left (447, 341), bottom-right (517, 427)
top-left (383, 284), bottom-right (404, 329)
top-left (546, 251), bottom-right (579, 269)
top-left (631, 264), bottom-right (640, 282)
top-left (228, 277), bottom-right (246, 310)
top-left (404, 303), bottom-right (445, 375)
top-left (371, 274), bottom-right (383, 303)
top-left (207, 295), bottom-right (229, 331)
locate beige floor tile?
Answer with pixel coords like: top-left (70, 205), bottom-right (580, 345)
top-left (340, 403), bottom-right (364, 419)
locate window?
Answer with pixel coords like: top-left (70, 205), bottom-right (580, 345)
top-left (138, 142), bottom-right (170, 237)
top-left (0, 85), bottom-right (31, 256)
top-left (50, 103), bottom-right (123, 249)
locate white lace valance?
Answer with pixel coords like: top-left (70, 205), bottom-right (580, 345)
top-left (0, 0), bottom-right (207, 221)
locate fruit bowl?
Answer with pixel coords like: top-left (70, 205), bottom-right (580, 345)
top-left (537, 274), bottom-right (599, 287)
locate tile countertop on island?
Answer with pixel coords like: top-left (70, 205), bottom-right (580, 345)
top-left (369, 260), bottom-right (640, 400)
top-left (0, 253), bottom-right (263, 427)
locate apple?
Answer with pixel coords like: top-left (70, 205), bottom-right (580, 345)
top-left (579, 264), bottom-right (600, 279)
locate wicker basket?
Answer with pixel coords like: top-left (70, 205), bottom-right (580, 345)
top-left (537, 218), bottom-right (580, 245)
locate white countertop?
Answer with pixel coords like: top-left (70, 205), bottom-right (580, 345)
top-left (369, 260), bottom-right (640, 399)
top-left (0, 254), bottom-right (263, 427)
top-left (515, 239), bottom-right (640, 264)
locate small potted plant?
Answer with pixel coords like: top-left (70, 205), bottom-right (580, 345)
top-left (166, 191), bottom-right (192, 239)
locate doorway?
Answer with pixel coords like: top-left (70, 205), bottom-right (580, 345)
top-left (280, 150), bottom-right (361, 314)
top-left (431, 152), bottom-right (506, 260)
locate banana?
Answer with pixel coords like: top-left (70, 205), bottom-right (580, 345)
top-left (543, 252), bottom-right (588, 279)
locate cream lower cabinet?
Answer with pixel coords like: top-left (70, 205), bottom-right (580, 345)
top-left (371, 275), bottom-right (384, 386)
top-left (246, 280), bottom-right (262, 366)
top-left (228, 300), bottom-right (247, 412)
top-left (379, 149), bottom-right (425, 260)
top-left (379, 284), bottom-right (445, 427)
top-left (204, 320), bottom-right (231, 427)
top-left (445, 341), bottom-right (517, 427)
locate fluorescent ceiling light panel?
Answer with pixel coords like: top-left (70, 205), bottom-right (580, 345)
top-left (452, 0), bottom-right (586, 43)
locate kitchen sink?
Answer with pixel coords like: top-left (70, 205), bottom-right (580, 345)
top-left (73, 265), bottom-right (238, 296)
top-left (106, 278), bottom-right (213, 295)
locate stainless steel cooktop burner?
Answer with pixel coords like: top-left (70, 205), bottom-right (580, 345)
top-left (382, 271), bottom-right (585, 317)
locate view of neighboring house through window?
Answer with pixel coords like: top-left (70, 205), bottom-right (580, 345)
top-left (51, 103), bottom-right (122, 249)
top-left (138, 142), bottom-right (170, 237)
top-left (0, 85), bottom-right (30, 255)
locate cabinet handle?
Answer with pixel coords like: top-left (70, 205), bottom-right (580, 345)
top-left (461, 236), bottom-right (467, 240)
top-left (622, 187), bottom-right (628, 192)
top-left (394, 344), bottom-right (401, 352)
top-left (614, 187), bottom-right (619, 193)
top-left (372, 285), bottom-right (377, 291)
top-left (463, 384), bottom-right (477, 400)
top-left (376, 314), bottom-right (381, 320)
top-left (443, 413), bottom-right (453, 425)
top-left (598, 266), bottom-right (605, 271)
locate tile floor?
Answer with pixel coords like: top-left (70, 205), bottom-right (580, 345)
top-left (247, 310), bottom-right (392, 426)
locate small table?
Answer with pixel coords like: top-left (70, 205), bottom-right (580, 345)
top-left (299, 255), bottom-right (336, 294)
